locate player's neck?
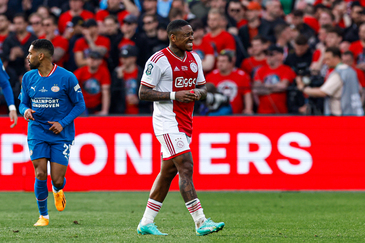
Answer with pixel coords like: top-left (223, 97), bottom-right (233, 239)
top-left (38, 62), bottom-right (54, 77)
top-left (169, 45), bottom-right (185, 59)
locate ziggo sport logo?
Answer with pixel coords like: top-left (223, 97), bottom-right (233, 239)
top-left (175, 77), bottom-right (196, 88)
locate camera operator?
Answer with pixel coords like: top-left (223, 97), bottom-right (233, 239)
top-left (284, 34), bottom-right (312, 114)
top-left (297, 47), bottom-right (363, 116)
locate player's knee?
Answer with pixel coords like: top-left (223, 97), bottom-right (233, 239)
top-left (35, 170), bottom-right (47, 180)
top-left (52, 177), bottom-right (64, 188)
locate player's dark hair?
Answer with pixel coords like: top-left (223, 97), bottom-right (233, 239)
top-left (31, 39), bottom-right (54, 57)
top-left (167, 19), bottom-right (189, 37)
top-left (295, 34), bottom-right (308, 45)
top-left (342, 50), bottom-right (354, 59)
top-left (325, 47), bottom-right (341, 58)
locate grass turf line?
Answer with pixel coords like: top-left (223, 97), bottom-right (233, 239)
top-left (0, 192), bottom-right (365, 242)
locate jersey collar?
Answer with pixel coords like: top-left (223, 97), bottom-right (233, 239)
top-left (38, 64), bottom-right (57, 77)
top-left (167, 47), bottom-right (187, 62)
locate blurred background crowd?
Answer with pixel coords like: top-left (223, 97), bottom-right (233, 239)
top-left (0, 0), bottom-right (364, 116)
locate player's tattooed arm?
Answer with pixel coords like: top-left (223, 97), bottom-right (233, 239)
top-left (139, 85), bottom-right (170, 101)
top-left (193, 84), bottom-right (207, 100)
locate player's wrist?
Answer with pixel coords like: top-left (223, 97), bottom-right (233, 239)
top-left (170, 92), bottom-right (176, 100)
top-left (9, 105), bottom-right (16, 111)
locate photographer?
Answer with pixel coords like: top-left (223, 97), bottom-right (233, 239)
top-left (285, 34), bottom-right (312, 114)
top-left (297, 47), bottom-right (363, 116)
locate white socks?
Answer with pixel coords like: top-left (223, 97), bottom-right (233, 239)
top-left (141, 198), bottom-right (162, 226)
top-left (40, 215), bottom-right (49, 219)
top-left (185, 198), bottom-right (206, 228)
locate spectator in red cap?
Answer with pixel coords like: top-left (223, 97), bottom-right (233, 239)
top-left (74, 51), bottom-right (111, 115)
top-left (253, 45), bottom-right (296, 114)
top-left (58, 0), bottom-right (94, 35)
top-left (73, 18), bottom-right (111, 68)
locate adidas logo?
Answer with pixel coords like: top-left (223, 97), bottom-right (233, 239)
top-left (174, 66), bottom-right (180, 71)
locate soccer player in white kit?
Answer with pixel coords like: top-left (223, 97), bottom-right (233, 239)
top-left (137, 19), bottom-right (225, 236)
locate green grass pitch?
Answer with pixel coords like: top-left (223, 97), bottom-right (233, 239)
top-left (1, 192), bottom-right (365, 242)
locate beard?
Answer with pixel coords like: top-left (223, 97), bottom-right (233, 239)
top-left (29, 61), bottom-right (40, 70)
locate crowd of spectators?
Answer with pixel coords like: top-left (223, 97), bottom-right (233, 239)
top-left (0, 0), bottom-right (365, 116)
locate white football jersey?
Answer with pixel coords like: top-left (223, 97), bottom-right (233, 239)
top-left (141, 47), bottom-right (206, 137)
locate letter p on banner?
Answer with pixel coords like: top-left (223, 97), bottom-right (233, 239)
top-left (1, 134), bottom-right (30, 175)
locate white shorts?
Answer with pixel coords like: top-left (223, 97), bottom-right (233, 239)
top-left (156, 133), bottom-right (191, 160)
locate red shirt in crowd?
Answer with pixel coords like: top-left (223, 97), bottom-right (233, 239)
top-left (39, 35), bottom-right (69, 67)
top-left (303, 16), bottom-right (319, 33)
top-left (312, 49), bottom-right (322, 62)
top-left (123, 67), bottom-right (139, 114)
top-left (74, 35), bottom-right (111, 67)
top-left (203, 30), bottom-right (236, 54)
top-left (96, 9), bottom-right (129, 23)
top-left (240, 56), bottom-right (267, 78)
top-left (349, 40), bottom-right (365, 63)
top-left (206, 68), bottom-right (251, 114)
top-left (254, 64), bottom-right (296, 114)
top-left (74, 65), bottom-right (111, 109)
top-left (0, 34), bottom-right (7, 55)
top-left (118, 38), bottom-right (136, 50)
top-left (193, 38), bottom-right (214, 60)
top-left (237, 19), bottom-right (248, 29)
top-left (58, 10), bottom-right (95, 34)
top-left (354, 66), bottom-right (365, 87)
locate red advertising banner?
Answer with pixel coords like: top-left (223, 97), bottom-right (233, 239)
top-left (0, 116), bottom-right (364, 191)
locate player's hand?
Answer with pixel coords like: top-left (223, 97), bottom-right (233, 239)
top-left (24, 109), bottom-right (35, 121)
top-left (48, 121), bottom-right (63, 134)
top-left (175, 90), bottom-right (197, 103)
top-left (9, 110), bottom-right (18, 128)
top-left (95, 110), bottom-right (108, 115)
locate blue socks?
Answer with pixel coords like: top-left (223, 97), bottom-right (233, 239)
top-left (34, 178), bottom-right (48, 216)
top-left (52, 177), bottom-right (66, 193)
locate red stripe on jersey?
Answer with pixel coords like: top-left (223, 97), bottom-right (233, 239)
top-left (197, 80), bottom-right (206, 85)
top-left (141, 81), bottom-right (155, 88)
top-left (166, 134), bottom-right (176, 154)
top-left (163, 150), bottom-right (190, 161)
top-left (163, 134), bottom-right (175, 155)
top-left (151, 52), bottom-right (164, 63)
top-left (38, 64), bottom-right (58, 77)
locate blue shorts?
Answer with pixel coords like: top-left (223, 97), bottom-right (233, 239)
top-left (28, 140), bottom-right (73, 166)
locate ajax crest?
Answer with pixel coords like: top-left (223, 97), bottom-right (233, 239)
top-left (190, 63), bottom-right (198, 73)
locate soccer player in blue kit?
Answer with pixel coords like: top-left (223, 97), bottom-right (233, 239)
top-left (0, 58), bottom-right (18, 128)
top-left (19, 39), bottom-right (85, 226)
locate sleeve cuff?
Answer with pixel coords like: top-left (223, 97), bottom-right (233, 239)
top-left (9, 105), bottom-right (16, 111)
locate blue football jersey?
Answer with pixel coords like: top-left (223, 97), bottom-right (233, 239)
top-left (0, 59), bottom-right (14, 106)
top-left (19, 65), bottom-right (85, 142)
